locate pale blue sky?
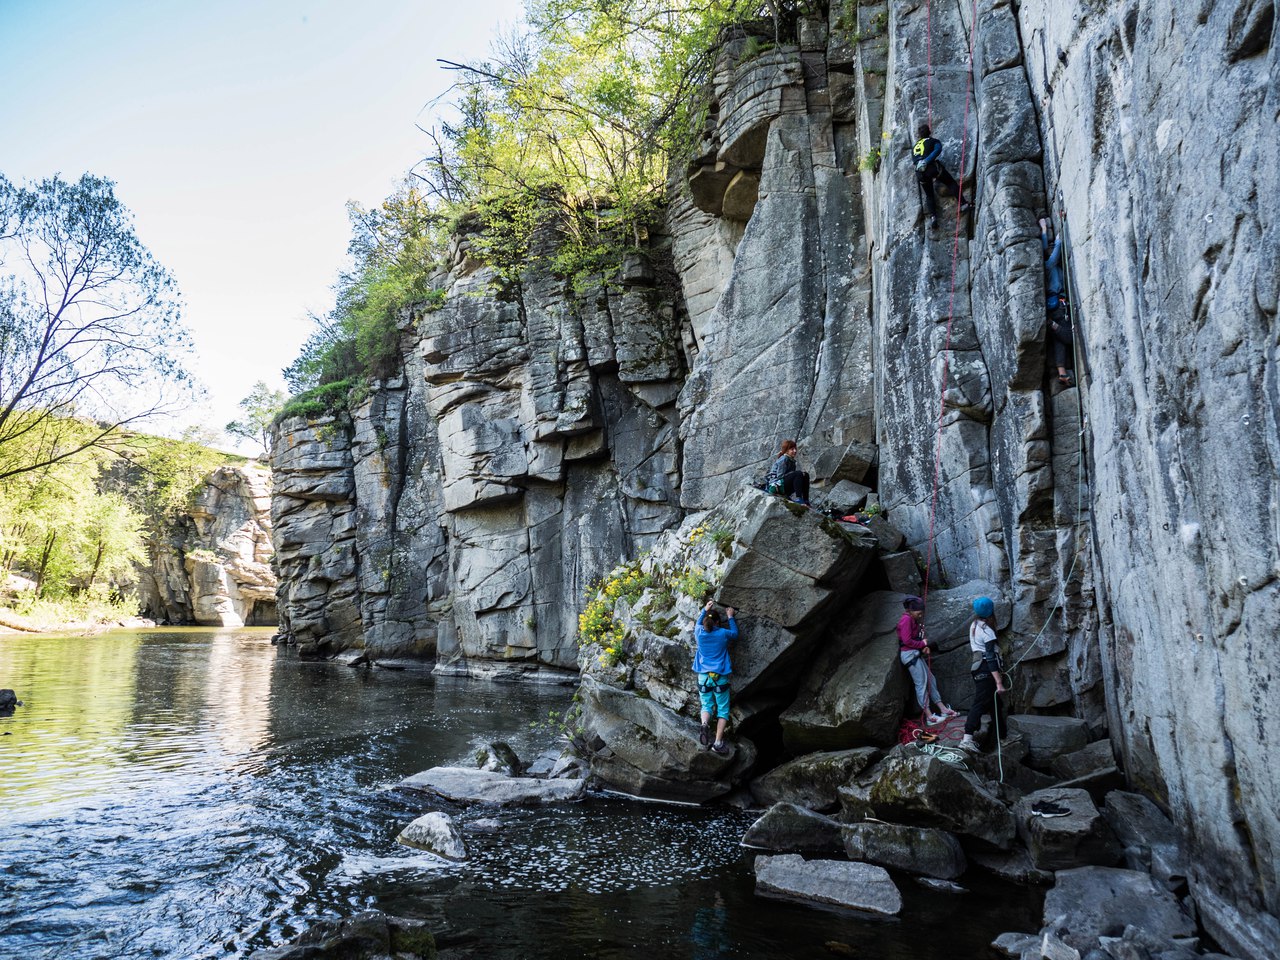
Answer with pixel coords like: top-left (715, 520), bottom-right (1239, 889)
top-left (0, 0), bottom-right (524, 449)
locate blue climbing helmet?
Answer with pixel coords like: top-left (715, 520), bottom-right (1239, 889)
top-left (973, 596), bottom-right (995, 618)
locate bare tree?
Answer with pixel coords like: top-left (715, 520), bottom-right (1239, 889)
top-left (0, 174), bottom-right (195, 482)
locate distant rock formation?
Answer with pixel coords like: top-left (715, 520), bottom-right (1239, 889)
top-left (138, 464), bottom-right (277, 627)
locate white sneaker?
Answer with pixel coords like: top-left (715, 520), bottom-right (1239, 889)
top-left (925, 713), bottom-right (947, 726)
top-left (959, 735), bottom-right (980, 752)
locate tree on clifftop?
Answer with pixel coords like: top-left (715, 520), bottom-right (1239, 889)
top-left (226, 381), bottom-right (285, 459)
top-left (0, 174), bottom-right (195, 482)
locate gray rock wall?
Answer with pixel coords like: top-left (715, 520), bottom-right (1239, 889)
top-left (137, 464), bottom-right (277, 627)
top-left (1017, 0), bottom-right (1280, 953)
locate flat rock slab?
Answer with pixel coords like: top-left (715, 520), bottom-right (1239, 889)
top-left (754, 854), bottom-right (901, 916)
top-left (1043, 867), bottom-right (1196, 953)
top-left (1015, 787), bottom-right (1122, 870)
top-left (397, 766), bottom-right (586, 805)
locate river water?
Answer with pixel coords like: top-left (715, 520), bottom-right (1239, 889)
top-left (0, 629), bottom-right (1040, 959)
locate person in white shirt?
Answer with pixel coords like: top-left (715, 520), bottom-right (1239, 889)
top-left (959, 596), bottom-right (1007, 752)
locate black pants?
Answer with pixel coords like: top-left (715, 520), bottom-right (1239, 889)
top-left (782, 470), bottom-right (810, 502)
top-left (965, 671), bottom-right (1004, 737)
top-left (1050, 318), bottom-right (1074, 369)
top-left (919, 168), bottom-right (964, 220)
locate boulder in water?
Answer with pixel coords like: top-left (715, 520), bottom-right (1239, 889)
top-left (249, 910), bottom-right (436, 958)
top-left (754, 854), bottom-right (901, 916)
top-left (0, 689), bottom-right (20, 713)
top-left (396, 811), bottom-right (468, 860)
top-left (841, 821), bottom-right (967, 880)
top-left (741, 802), bottom-right (845, 854)
top-left (749, 747), bottom-right (878, 811)
top-left (397, 766), bottom-right (585, 805)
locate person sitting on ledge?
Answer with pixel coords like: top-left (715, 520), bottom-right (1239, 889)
top-left (693, 599), bottom-right (738, 756)
top-left (764, 439), bottom-right (810, 505)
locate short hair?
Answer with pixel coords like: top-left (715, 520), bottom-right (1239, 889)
top-left (779, 439), bottom-right (797, 456)
top-left (903, 596), bottom-right (925, 612)
top-left (917, 123), bottom-right (931, 139)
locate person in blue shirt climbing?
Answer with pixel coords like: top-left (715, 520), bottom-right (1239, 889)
top-left (693, 599), bottom-right (738, 756)
top-left (913, 123), bottom-right (970, 229)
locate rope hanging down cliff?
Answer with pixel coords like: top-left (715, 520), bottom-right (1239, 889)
top-left (921, 0), bottom-right (980, 606)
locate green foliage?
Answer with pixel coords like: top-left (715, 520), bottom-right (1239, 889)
top-left (417, 1), bottom-right (776, 286)
top-left (225, 381), bottom-right (286, 458)
top-left (0, 174), bottom-right (195, 483)
top-left (0, 437), bottom-right (145, 600)
top-left (672, 565), bottom-right (712, 601)
top-left (281, 185), bottom-right (444, 415)
top-left (276, 379), bottom-right (358, 422)
top-left (858, 147), bottom-right (882, 172)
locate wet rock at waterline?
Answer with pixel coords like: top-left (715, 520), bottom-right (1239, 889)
top-left (1039, 867), bottom-right (1198, 956)
top-left (741, 802), bottom-right (845, 855)
top-left (475, 740), bottom-right (524, 776)
top-left (249, 910), bottom-right (436, 959)
top-left (749, 747), bottom-right (878, 812)
top-left (0, 689), bottom-right (20, 713)
top-left (397, 766), bottom-right (586, 806)
top-left (578, 677), bottom-right (756, 803)
top-left (754, 854), bottom-right (901, 917)
top-left (396, 811), bottom-right (468, 861)
top-left (841, 821), bottom-right (967, 880)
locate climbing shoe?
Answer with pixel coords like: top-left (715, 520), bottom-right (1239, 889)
top-left (1031, 800), bottom-right (1071, 818)
top-left (959, 201), bottom-right (972, 213)
top-left (699, 723), bottom-right (711, 747)
top-left (958, 734), bottom-right (980, 752)
top-left (711, 741), bottom-right (730, 756)
top-left (925, 713), bottom-right (947, 726)
top-left (929, 216), bottom-right (939, 229)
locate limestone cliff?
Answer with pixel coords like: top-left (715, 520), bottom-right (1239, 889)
top-left (268, 0), bottom-right (1278, 950)
top-left (138, 464), bottom-right (277, 627)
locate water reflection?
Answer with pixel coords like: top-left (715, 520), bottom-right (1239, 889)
top-left (0, 629), bottom-right (1042, 960)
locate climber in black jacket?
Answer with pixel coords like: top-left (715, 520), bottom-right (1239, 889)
top-left (913, 123), bottom-right (970, 229)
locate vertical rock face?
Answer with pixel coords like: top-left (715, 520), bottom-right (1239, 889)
top-left (1017, 0), bottom-right (1280, 952)
top-left (267, 1), bottom-right (1278, 946)
top-left (271, 229), bottom-right (686, 669)
top-left (137, 464), bottom-right (277, 627)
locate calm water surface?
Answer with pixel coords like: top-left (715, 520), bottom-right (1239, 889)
top-left (0, 629), bottom-right (1040, 959)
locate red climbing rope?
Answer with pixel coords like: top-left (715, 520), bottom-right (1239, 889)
top-left (921, 0), bottom-right (981, 607)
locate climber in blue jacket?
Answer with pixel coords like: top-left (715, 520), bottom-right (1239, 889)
top-left (693, 599), bottom-right (738, 756)
top-left (913, 123), bottom-right (970, 229)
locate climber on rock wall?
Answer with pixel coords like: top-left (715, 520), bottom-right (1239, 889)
top-left (913, 123), bottom-right (970, 229)
top-left (897, 596), bottom-right (956, 724)
top-left (1041, 217), bottom-right (1075, 386)
top-left (693, 599), bottom-right (738, 756)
